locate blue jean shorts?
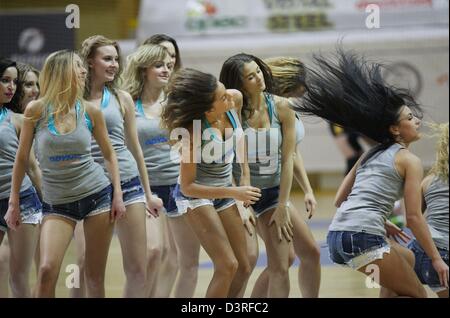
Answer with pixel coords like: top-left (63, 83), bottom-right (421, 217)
top-left (327, 230), bottom-right (390, 270)
top-left (42, 184), bottom-right (112, 222)
top-left (173, 183), bottom-right (235, 216)
top-left (408, 239), bottom-right (449, 293)
top-left (0, 186), bottom-right (42, 232)
top-left (122, 176), bottom-right (145, 207)
top-left (152, 184), bottom-right (177, 216)
top-left (251, 186), bottom-right (279, 217)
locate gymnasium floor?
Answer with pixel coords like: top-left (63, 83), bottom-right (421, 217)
top-left (4, 191), bottom-right (437, 298)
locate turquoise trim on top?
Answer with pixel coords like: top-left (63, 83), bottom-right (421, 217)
top-left (48, 101), bottom-right (85, 136)
top-left (135, 98), bottom-right (145, 116)
top-left (101, 87), bottom-right (111, 109)
top-left (84, 110), bottom-right (93, 133)
top-left (203, 110), bottom-right (237, 142)
top-left (263, 93), bottom-right (274, 123)
top-left (0, 107), bottom-right (7, 124)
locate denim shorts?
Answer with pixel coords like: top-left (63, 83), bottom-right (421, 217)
top-left (0, 186), bottom-right (42, 232)
top-left (327, 230), bottom-right (390, 270)
top-left (251, 186), bottom-right (279, 217)
top-left (122, 176), bottom-right (145, 206)
top-left (152, 184), bottom-right (177, 216)
top-left (42, 184), bottom-right (112, 222)
top-left (408, 239), bottom-right (449, 292)
top-left (173, 183), bottom-right (235, 216)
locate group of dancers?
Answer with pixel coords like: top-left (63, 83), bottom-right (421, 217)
top-left (0, 33), bottom-right (448, 298)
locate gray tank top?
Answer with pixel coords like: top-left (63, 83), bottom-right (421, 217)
top-left (135, 99), bottom-right (179, 186)
top-left (91, 88), bottom-right (139, 181)
top-left (194, 109), bottom-right (241, 187)
top-left (35, 101), bottom-right (110, 204)
top-left (233, 93), bottom-right (282, 189)
top-left (295, 114), bottom-right (305, 145)
top-left (0, 108), bottom-right (33, 199)
top-left (329, 143), bottom-right (405, 237)
top-left (288, 98), bottom-right (306, 144)
top-left (424, 176), bottom-right (449, 250)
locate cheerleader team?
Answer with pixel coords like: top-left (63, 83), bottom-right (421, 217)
top-left (0, 34), bottom-right (448, 298)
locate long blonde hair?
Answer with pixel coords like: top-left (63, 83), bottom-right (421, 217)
top-left (121, 44), bottom-right (168, 100)
top-left (80, 35), bottom-right (124, 113)
top-left (264, 56), bottom-right (306, 96)
top-left (428, 122), bottom-right (449, 183)
top-left (37, 50), bottom-right (84, 122)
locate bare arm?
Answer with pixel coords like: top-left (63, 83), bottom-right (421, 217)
top-left (230, 89), bottom-right (251, 187)
top-left (26, 149), bottom-right (42, 199)
top-left (269, 96), bottom-right (296, 241)
top-left (276, 97), bottom-right (296, 207)
top-left (12, 113), bottom-right (43, 198)
top-left (86, 102), bottom-right (125, 221)
top-left (400, 153), bottom-right (439, 259)
top-left (6, 101), bottom-right (41, 229)
top-left (399, 151), bottom-right (448, 287)
top-left (420, 174), bottom-right (434, 213)
top-left (180, 133), bottom-right (260, 205)
top-left (293, 149), bottom-right (317, 218)
top-left (120, 91), bottom-right (151, 191)
top-left (334, 154), bottom-right (365, 208)
top-left (119, 90), bottom-right (161, 214)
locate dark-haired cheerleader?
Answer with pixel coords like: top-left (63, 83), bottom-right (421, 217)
top-left (292, 48), bottom-right (449, 297)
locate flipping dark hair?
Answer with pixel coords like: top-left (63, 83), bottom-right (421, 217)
top-left (220, 53), bottom-right (273, 121)
top-left (291, 48), bottom-right (422, 164)
top-left (0, 57), bottom-right (21, 113)
top-left (161, 68), bottom-right (217, 132)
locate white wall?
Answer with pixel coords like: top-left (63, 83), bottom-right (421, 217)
top-left (169, 28), bottom-right (449, 172)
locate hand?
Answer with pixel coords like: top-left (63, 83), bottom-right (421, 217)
top-left (431, 258), bottom-right (449, 289)
top-left (239, 176), bottom-right (252, 208)
top-left (5, 201), bottom-right (21, 231)
top-left (385, 220), bottom-right (411, 244)
top-left (304, 192), bottom-right (317, 219)
top-left (237, 202), bottom-right (256, 236)
top-left (269, 204), bottom-right (293, 242)
top-left (110, 193), bottom-right (126, 222)
top-left (146, 194), bottom-right (163, 218)
top-left (233, 186), bottom-right (261, 206)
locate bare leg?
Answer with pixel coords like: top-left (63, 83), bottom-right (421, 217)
top-left (116, 203), bottom-right (147, 297)
top-left (218, 205), bottom-right (252, 298)
top-left (168, 216), bottom-right (200, 298)
top-left (251, 239), bottom-right (294, 298)
top-left (0, 235), bottom-right (9, 297)
top-left (7, 224), bottom-right (39, 297)
top-left (32, 224), bottom-right (40, 297)
top-left (145, 215), bottom-right (162, 297)
top-left (36, 216), bottom-right (76, 297)
top-left (289, 204), bottom-right (321, 297)
top-left (357, 243), bottom-right (427, 298)
top-left (83, 212), bottom-right (114, 298)
top-left (70, 221), bottom-right (86, 298)
top-left (184, 205), bottom-right (238, 298)
top-left (253, 208), bottom-right (291, 298)
top-left (437, 289), bottom-right (449, 298)
top-left (236, 219), bottom-right (259, 298)
top-left (154, 213), bottom-right (179, 297)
